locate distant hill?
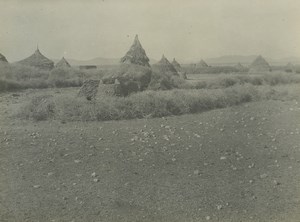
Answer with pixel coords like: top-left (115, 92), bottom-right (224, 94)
top-left (205, 55), bottom-right (257, 66)
top-left (205, 55), bottom-right (300, 66)
top-left (53, 57), bottom-right (158, 66)
top-left (52, 55), bottom-right (300, 67)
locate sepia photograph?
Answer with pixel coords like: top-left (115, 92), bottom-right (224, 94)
top-left (0, 0), bottom-right (300, 221)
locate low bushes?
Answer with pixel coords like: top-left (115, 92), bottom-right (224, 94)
top-left (0, 64), bottom-right (106, 92)
top-left (18, 84), bottom-right (291, 122)
top-left (189, 73), bottom-right (300, 90)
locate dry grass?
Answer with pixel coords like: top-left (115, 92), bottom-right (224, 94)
top-left (0, 64), bottom-right (106, 92)
top-left (18, 83), bottom-right (298, 122)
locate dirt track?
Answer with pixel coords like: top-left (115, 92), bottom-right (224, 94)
top-left (1, 90), bottom-right (300, 222)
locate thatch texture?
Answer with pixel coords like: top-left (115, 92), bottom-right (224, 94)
top-left (171, 58), bottom-right (181, 72)
top-left (56, 57), bottom-right (71, 68)
top-left (120, 35), bottom-right (150, 67)
top-left (17, 48), bottom-right (54, 70)
top-left (0, 53), bottom-right (8, 63)
top-left (249, 55), bottom-right (271, 73)
top-left (235, 63), bottom-right (244, 70)
top-left (102, 64), bottom-right (152, 91)
top-left (285, 62), bottom-right (294, 73)
top-left (152, 55), bottom-right (178, 76)
top-left (196, 59), bottom-right (209, 68)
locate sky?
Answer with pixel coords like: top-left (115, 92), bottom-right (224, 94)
top-left (0, 0), bottom-right (300, 62)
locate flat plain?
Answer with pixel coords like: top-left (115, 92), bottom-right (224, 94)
top-left (1, 76), bottom-right (300, 222)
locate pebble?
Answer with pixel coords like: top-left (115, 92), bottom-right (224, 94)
top-left (260, 173), bottom-right (268, 179)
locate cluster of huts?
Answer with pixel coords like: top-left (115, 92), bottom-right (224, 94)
top-left (0, 47), bottom-right (70, 70)
top-left (0, 35), bottom-right (296, 74)
top-left (119, 35), bottom-right (187, 79)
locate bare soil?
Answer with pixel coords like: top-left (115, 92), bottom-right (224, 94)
top-left (0, 88), bottom-right (300, 222)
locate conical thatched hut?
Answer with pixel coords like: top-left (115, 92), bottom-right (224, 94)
top-left (56, 57), bottom-right (71, 68)
top-left (0, 53), bottom-right (8, 63)
top-left (197, 59), bottom-right (208, 68)
top-left (120, 35), bottom-right (150, 67)
top-left (172, 58), bottom-right (187, 79)
top-left (172, 58), bottom-right (181, 72)
top-left (17, 48), bottom-right (54, 70)
top-left (285, 62), bottom-right (294, 73)
top-left (249, 55), bottom-right (271, 73)
top-left (235, 63), bottom-right (244, 70)
top-left (152, 55), bottom-right (178, 76)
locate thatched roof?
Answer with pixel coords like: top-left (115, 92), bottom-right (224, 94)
top-left (235, 63), bottom-right (244, 69)
top-left (120, 35), bottom-right (150, 67)
top-left (197, 59), bottom-right (208, 68)
top-left (152, 55), bottom-right (178, 76)
top-left (285, 62), bottom-right (295, 72)
top-left (17, 48), bottom-right (54, 70)
top-left (0, 53), bottom-right (8, 63)
top-left (249, 55), bottom-right (271, 72)
top-left (56, 57), bottom-right (71, 68)
top-left (171, 58), bottom-right (181, 71)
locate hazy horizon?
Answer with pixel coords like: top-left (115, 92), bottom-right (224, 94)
top-left (1, 0), bottom-right (300, 62)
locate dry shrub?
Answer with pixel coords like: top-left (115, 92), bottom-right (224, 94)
top-left (19, 95), bottom-right (55, 121)
top-left (18, 83), bottom-right (293, 122)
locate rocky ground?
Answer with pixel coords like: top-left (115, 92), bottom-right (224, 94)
top-left (0, 88), bottom-right (300, 222)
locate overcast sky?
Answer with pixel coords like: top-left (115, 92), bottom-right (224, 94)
top-left (1, 0), bottom-right (300, 62)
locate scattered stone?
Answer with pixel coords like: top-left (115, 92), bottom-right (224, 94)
top-left (260, 173), bottom-right (268, 179)
top-left (33, 185), bottom-right (41, 189)
top-left (248, 163), bottom-right (255, 169)
top-left (163, 135), bottom-right (169, 141)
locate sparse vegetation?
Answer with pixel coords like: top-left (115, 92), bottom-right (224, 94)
top-left (18, 83), bottom-right (296, 122)
top-left (182, 65), bottom-right (249, 74)
top-left (0, 64), bottom-right (106, 92)
top-left (189, 73), bottom-right (300, 89)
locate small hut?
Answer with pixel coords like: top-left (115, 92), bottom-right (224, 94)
top-left (235, 63), bottom-right (244, 70)
top-left (55, 57), bottom-right (71, 68)
top-left (0, 53), bottom-right (8, 63)
top-left (285, 62), bottom-right (294, 73)
top-left (172, 58), bottom-right (187, 79)
top-left (249, 55), bottom-right (271, 73)
top-left (196, 59), bottom-right (209, 68)
top-left (17, 47), bottom-right (54, 70)
top-left (120, 35), bottom-right (150, 67)
top-left (152, 55), bottom-right (178, 76)
top-left (172, 58), bottom-right (181, 72)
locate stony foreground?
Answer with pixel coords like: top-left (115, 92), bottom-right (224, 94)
top-left (0, 91), bottom-right (300, 222)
